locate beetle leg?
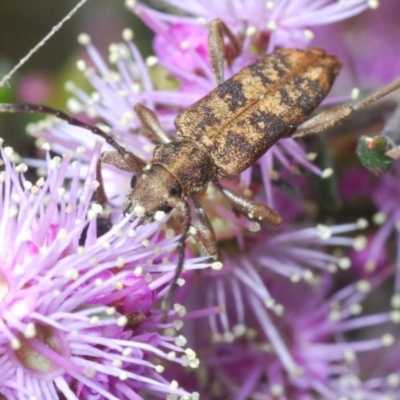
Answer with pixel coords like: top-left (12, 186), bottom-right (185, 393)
top-left (161, 198), bottom-right (192, 322)
top-left (208, 19), bottom-right (241, 86)
top-left (134, 103), bottom-right (171, 144)
top-left (96, 151), bottom-right (139, 205)
top-left (96, 155), bottom-right (108, 206)
top-left (293, 76), bottom-right (400, 138)
top-left (214, 181), bottom-right (282, 226)
top-left (188, 197), bottom-right (218, 258)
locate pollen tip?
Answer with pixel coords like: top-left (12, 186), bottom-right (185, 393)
top-left (77, 33), bottom-right (91, 45)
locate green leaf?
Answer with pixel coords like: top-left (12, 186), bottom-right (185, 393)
top-left (356, 136), bottom-right (394, 175)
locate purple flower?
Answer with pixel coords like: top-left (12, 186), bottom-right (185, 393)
top-left (28, 31), bottom-right (199, 209)
top-left (153, 23), bottom-right (209, 72)
top-left (10, 1), bottom-right (400, 398)
top-left (185, 259), bottom-right (396, 398)
top-left (180, 220), bottom-right (371, 360)
top-left (367, 161), bottom-right (400, 292)
top-left (128, 0), bottom-right (387, 115)
top-left (338, 165), bottom-right (374, 202)
top-left (129, 0), bottom-right (377, 52)
top-left (337, 0), bottom-right (400, 86)
top-left (349, 232), bottom-right (389, 278)
top-left (0, 141), bottom-right (207, 399)
top-left (308, 0), bottom-right (400, 103)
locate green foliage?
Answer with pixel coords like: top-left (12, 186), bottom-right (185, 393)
top-left (357, 135), bottom-right (394, 175)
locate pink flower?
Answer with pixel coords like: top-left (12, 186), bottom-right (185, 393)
top-left (8, 1), bottom-right (400, 397)
top-left (178, 221), bottom-right (372, 381)
top-left (366, 161), bottom-right (400, 292)
top-left (186, 265), bottom-right (396, 398)
top-left (130, 0), bottom-right (376, 52)
top-left (339, 166), bottom-right (374, 202)
top-left (153, 23), bottom-right (209, 72)
top-left (0, 141), bottom-right (205, 399)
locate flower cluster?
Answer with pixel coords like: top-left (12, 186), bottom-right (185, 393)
top-left (179, 221), bottom-right (400, 398)
top-left (0, 141), bottom-right (209, 399)
top-left (2, 0), bottom-right (400, 399)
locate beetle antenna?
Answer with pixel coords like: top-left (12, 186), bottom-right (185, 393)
top-left (0, 103), bottom-right (144, 175)
top-left (161, 199), bottom-right (191, 322)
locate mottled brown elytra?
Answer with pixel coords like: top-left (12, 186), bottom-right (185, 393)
top-left (2, 20), bottom-right (400, 319)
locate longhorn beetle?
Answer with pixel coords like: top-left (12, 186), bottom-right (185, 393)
top-left (2, 20), bottom-right (400, 318)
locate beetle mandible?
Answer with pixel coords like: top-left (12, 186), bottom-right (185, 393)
top-left (2, 20), bottom-right (400, 316)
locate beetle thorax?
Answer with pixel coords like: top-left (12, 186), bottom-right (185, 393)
top-left (153, 138), bottom-right (217, 195)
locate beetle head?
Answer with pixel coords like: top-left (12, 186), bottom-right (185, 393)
top-left (123, 164), bottom-right (183, 223)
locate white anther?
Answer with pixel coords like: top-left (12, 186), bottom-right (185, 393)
top-left (15, 163), bottom-right (28, 173)
top-left (382, 333), bottom-right (394, 346)
top-left (368, 0), bottom-right (379, 9)
top-left (303, 29), bottom-right (314, 39)
top-left (353, 235), bottom-right (367, 251)
top-left (306, 152), bottom-right (317, 160)
top-left (146, 56), bottom-right (158, 67)
top-left (338, 257), bottom-right (351, 269)
top-left (76, 146), bottom-right (86, 155)
top-left (24, 323), bottom-right (37, 338)
top-left (65, 269), bottom-right (79, 280)
top-left (211, 261), bottom-right (223, 270)
top-left (372, 212), bottom-right (386, 225)
top-left (357, 218), bottom-right (368, 229)
top-left (321, 168), bottom-right (333, 178)
top-left (133, 205), bottom-right (145, 217)
top-left (351, 87), bottom-right (360, 100)
top-left (77, 33), bottom-right (91, 45)
top-left (122, 28), bottom-right (134, 41)
top-left (117, 316), bottom-right (128, 327)
top-left (154, 210), bottom-right (166, 221)
top-left (356, 280), bottom-right (371, 293)
top-left (116, 257), bottom-right (125, 268)
top-left (246, 26), bottom-right (257, 36)
top-left (76, 59), bottom-right (86, 71)
top-left (316, 224), bottom-right (331, 239)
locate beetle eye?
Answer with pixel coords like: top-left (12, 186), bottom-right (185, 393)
top-left (169, 185), bottom-right (182, 197)
top-left (158, 205), bottom-right (173, 213)
top-left (130, 175), bottom-right (137, 189)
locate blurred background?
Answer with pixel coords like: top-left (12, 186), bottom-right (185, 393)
top-left (0, 0), bottom-right (155, 156)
